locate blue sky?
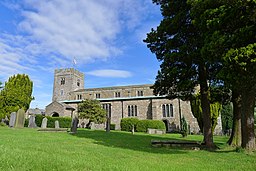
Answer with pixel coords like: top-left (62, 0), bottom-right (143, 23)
top-left (0, 0), bottom-right (162, 109)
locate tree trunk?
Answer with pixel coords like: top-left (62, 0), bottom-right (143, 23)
top-left (227, 90), bottom-right (241, 146)
top-left (199, 64), bottom-right (214, 149)
top-left (241, 90), bottom-right (255, 151)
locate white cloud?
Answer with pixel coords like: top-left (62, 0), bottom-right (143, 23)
top-left (87, 69), bottom-right (132, 78)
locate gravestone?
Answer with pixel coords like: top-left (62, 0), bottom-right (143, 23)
top-left (90, 122), bottom-right (95, 130)
top-left (28, 115), bottom-right (37, 128)
top-left (70, 113), bottom-right (78, 133)
top-left (41, 118), bottom-right (48, 128)
top-left (9, 112), bottom-right (16, 127)
top-left (14, 109), bottom-right (25, 128)
top-left (55, 120), bottom-right (59, 128)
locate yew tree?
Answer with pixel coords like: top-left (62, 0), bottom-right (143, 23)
top-left (0, 74), bottom-right (33, 119)
top-left (191, 0), bottom-right (256, 150)
top-left (144, 0), bottom-right (216, 148)
top-left (78, 99), bottom-right (106, 124)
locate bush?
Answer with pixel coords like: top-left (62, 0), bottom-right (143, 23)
top-left (35, 115), bottom-right (72, 128)
top-left (120, 118), bottom-right (139, 132)
top-left (136, 120), bottom-right (165, 132)
top-left (110, 124), bottom-right (115, 130)
top-left (0, 122), bottom-right (7, 127)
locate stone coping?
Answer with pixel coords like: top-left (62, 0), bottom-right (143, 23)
top-left (37, 128), bottom-right (68, 132)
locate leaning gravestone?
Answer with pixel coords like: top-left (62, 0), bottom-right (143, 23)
top-left (28, 115), bottom-right (37, 128)
top-left (70, 113), bottom-right (78, 133)
top-left (55, 120), bottom-right (60, 128)
top-left (41, 118), bottom-right (48, 128)
top-left (14, 109), bottom-right (25, 128)
top-left (9, 112), bottom-right (16, 127)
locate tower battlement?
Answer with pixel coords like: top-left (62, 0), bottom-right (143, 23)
top-left (52, 68), bottom-right (84, 102)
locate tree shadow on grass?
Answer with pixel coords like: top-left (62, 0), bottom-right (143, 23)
top-left (70, 129), bottom-right (200, 154)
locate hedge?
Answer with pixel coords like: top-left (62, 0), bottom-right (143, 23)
top-left (120, 118), bottom-right (139, 131)
top-left (120, 118), bottom-right (165, 132)
top-left (136, 120), bottom-right (165, 132)
top-left (34, 115), bottom-right (72, 128)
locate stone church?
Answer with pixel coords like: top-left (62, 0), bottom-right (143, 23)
top-left (45, 68), bottom-right (222, 133)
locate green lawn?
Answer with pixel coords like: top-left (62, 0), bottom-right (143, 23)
top-left (0, 127), bottom-right (255, 171)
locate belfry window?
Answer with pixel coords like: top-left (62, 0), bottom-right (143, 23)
top-left (77, 79), bottom-right (80, 87)
top-left (60, 77), bottom-right (65, 85)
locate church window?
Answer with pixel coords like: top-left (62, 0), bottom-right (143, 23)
top-left (137, 90), bottom-right (143, 96)
top-left (60, 77), bottom-right (65, 85)
top-left (102, 103), bottom-right (111, 117)
top-left (128, 105), bottom-right (138, 117)
top-left (115, 92), bottom-right (121, 97)
top-left (77, 79), bottom-right (80, 87)
top-left (77, 94), bottom-right (82, 100)
top-left (162, 104), bottom-right (173, 117)
top-left (96, 93), bottom-right (101, 98)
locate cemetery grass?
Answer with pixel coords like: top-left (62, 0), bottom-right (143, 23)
top-left (0, 127), bottom-right (255, 171)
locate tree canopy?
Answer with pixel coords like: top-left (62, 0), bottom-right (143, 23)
top-left (78, 99), bottom-right (106, 124)
top-left (0, 74), bottom-right (33, 119)
top-left (145, 0), bottom-right (256, 150)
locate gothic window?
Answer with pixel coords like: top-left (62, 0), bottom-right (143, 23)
top-left (128, 105), bottom-right (138, 117)
top-left (137, 90), bottom-right (143, 96)
top-left (60, 77), bottom-right (65, 85)
top-left (96, 93), bottom-right (101, 98)
top-left (115, 92), bottom-right (121, 97)
top-left (77, 79), bottom-right (80, 87)
top-left (102, 103), bottom-right (111, 117)
top-left (162, 104), bottom-right (173, 117)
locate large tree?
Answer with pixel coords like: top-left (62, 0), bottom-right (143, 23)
top-left (0, 74), bottom-right (33, 119)
top-left (144, 0), bottom-right (215, 148)
top-left (191, 0), bottom-right (256, 150)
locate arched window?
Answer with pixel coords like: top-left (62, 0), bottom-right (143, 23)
top-left (162, 104), bottom-right (174, 118)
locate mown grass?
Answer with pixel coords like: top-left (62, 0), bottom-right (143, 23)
top-left (0, 127), bottom-right (255, 171)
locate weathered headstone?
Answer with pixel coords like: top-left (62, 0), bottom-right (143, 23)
top-left (70, 113), bottom-right (78, 133)
top-left (41, 118), bottom-right (48, 128)
top-left (28, 115), bottom-right (37, 128)
top-left (90, 122), bottom-right (95, 130)
top-left (55, 120), bottom-right (59, 128)
top-left (9, 112), bottom-right (16, 127)
top-left (14, 109), bottom-right (25, 128)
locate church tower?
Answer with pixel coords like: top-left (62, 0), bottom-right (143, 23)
top-left (52, 68), bottom-right (84, 101)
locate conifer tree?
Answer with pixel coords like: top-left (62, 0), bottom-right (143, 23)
top-left (0, 74), bottom-right (33, 119)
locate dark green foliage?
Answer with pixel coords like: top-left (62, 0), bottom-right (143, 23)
top-left (120, 118), bottom-right (139, 132)
top-left (24, 118), bottom-right (29, 127)
top-left (78, 100), bottom-right (106, 124)
top-left (110, 124), bottom-right (115, 130)
top-left (35, 115), bottom-right (71, 128)
top-left (180, 116), bottom-right (188, 137)
top-left (221, 104), bottom-right (233, 133)
top-left (136, 120), bottom-right (165, 132)
top-left (190, 93), bottom-right (222, 132)
top-left (35, 114), bottom-right (44, 127)
top-left (0, 74), bottom-right (33, 119)
top-left (121, 118), bottom-right (165, 133)
top-left (46, 117), bottom-right (72, 128)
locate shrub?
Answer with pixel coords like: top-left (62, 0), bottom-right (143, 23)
top-left (110, 124), bottom-right (115, 130)
top-left (136, 120), bottom-right (165, 132)
top-left (120, 118), bottom-right (139, 132)
top-left (180, 116), bottom-right (188, 137)
top-left (35, 115), bottom-right (72, 128)
top-left (0, 122), bottom-right (7, 127)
